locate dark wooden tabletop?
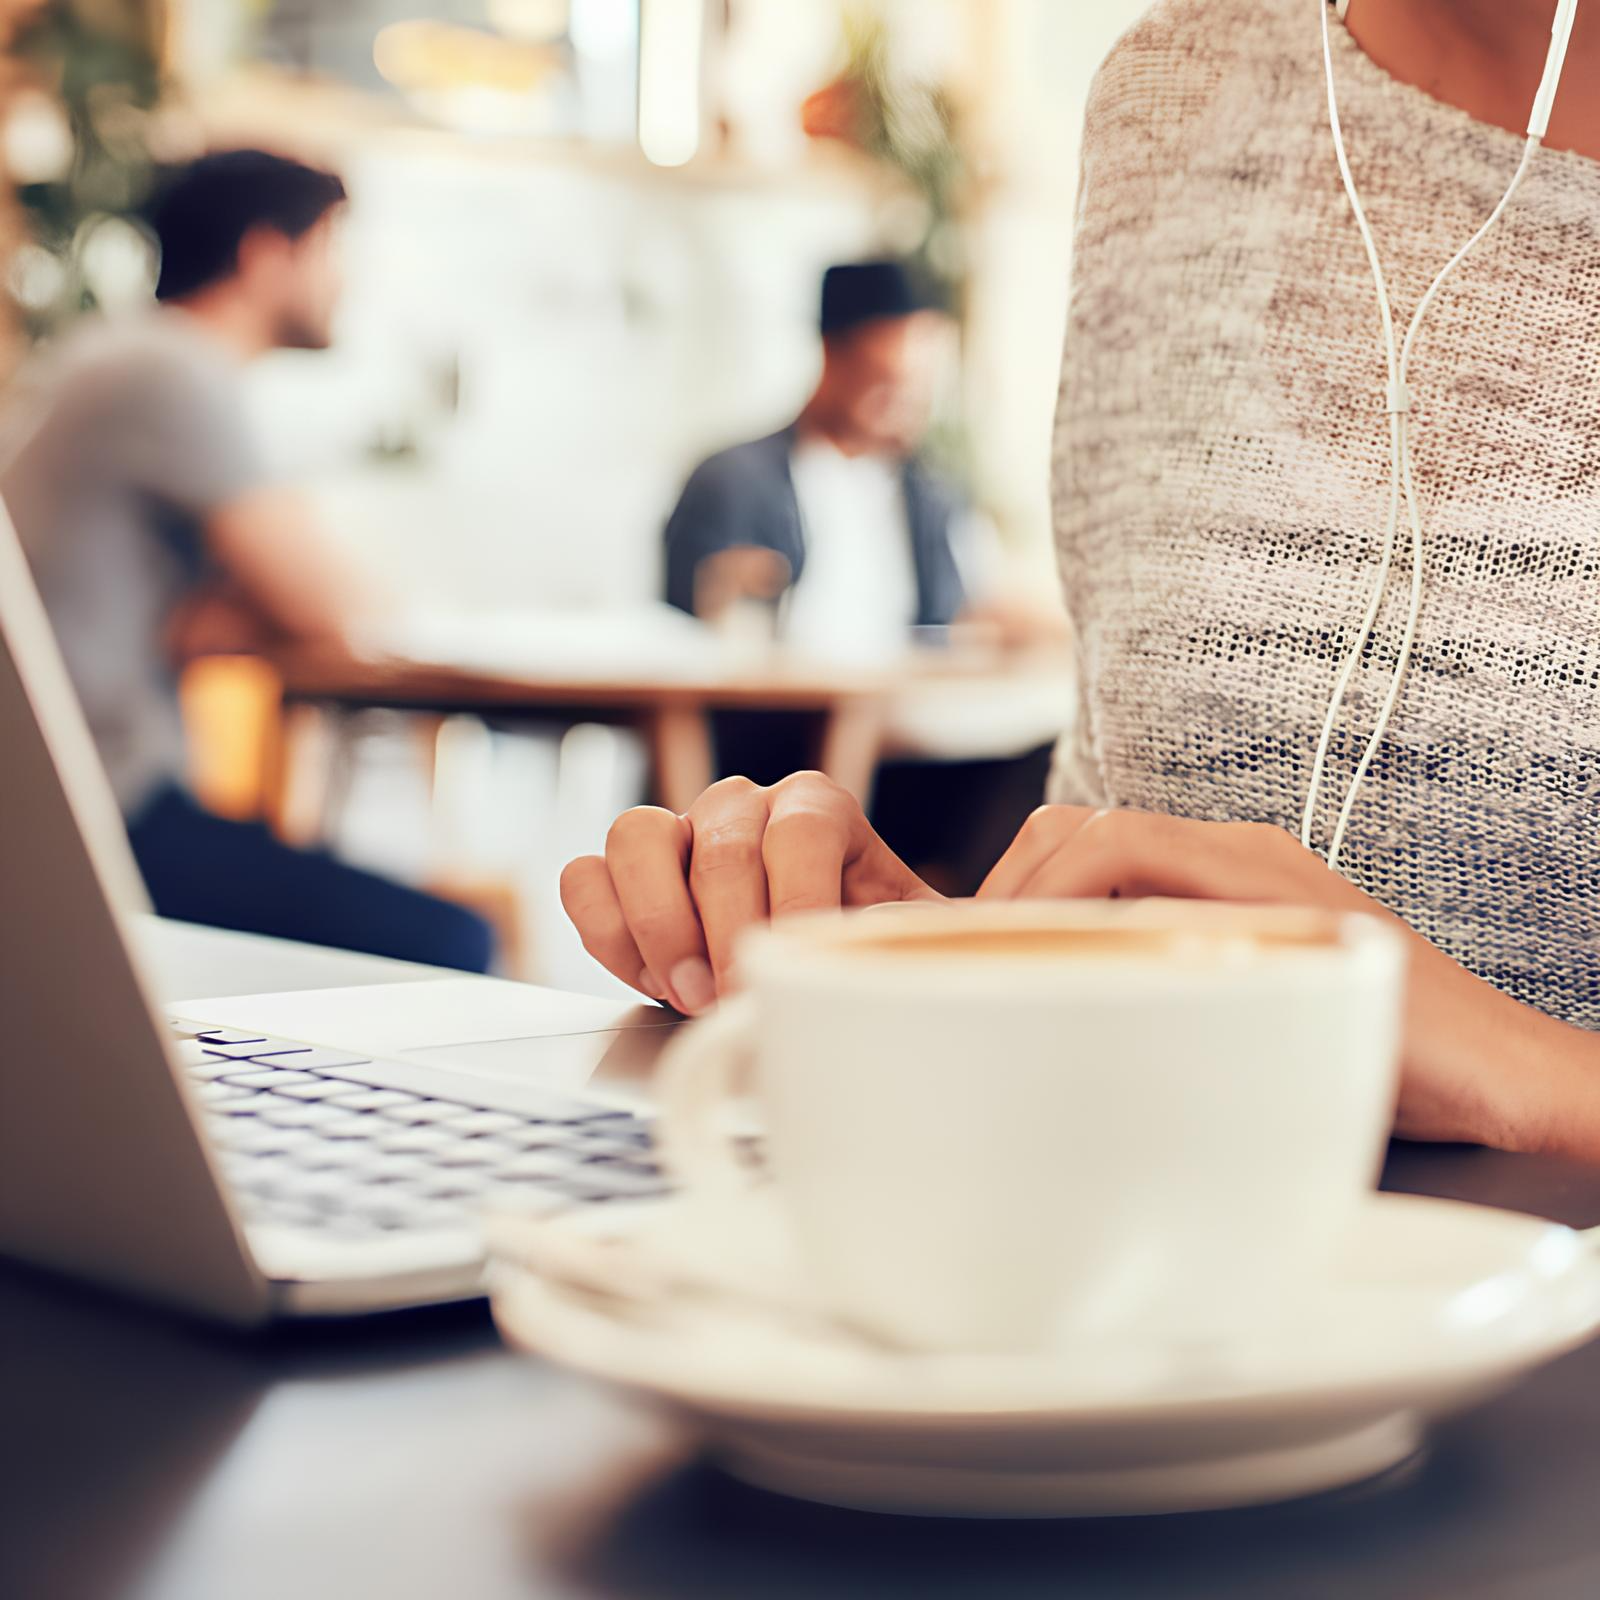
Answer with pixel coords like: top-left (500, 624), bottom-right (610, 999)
top-left (273, 649), bottom-right (890, 716)
top-left (7, 1142), bottom-right (1600, 1600)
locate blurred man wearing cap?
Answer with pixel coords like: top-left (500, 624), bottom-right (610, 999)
top-left (2, 150), bottom-right (494, 971)
top-left (665, 259), bottom-right (972, 661)
top-left (662, 259), bottom-right (1052, 890)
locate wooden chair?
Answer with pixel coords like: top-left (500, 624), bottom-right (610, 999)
top-left (178, 656), bottom-right (532, 977)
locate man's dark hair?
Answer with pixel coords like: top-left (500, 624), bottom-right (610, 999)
top-left (819, 259), bottom-right (941, 338)
top-left (146, 149), bottom-right (347, 303)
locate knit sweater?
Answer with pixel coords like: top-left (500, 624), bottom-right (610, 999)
top-left (1051, 0), bottom-right (1600, 1025)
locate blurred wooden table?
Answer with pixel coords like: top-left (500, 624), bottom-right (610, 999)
top-left (264, 645), bottom-right (1071, 825)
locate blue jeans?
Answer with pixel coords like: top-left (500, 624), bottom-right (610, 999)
top-left (127, 785), bottom-right (494, 974)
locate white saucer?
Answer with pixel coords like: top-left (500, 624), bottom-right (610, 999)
top-left (486, 1193), bottom-right (1600, 1518)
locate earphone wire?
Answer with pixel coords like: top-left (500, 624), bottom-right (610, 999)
top-left (1323, 137), bottom-right (1539, 869)
top-left (1303, 0), bottom-right (1405, 866)
top-left (1307, 1), bottom-right (1547, 873)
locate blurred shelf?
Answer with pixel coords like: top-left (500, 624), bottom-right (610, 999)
top-left (186, 67), bottom-right (919, 203)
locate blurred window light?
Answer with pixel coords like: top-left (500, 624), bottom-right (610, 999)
top-left (373, 20), bottom-right (564, 135)
top-left (570, 0), bottom-right (639, 142)
top-left (8, 244), bottom-right (65, 313)
top-left (4, 91), bottom-right (75, 186)
top-left (638, 0), bottom-right (703, 167)
top-left (486, 0), bottom-right (570, 45)
top-left (571, 0), bottom-right (636, 60)
top-left (77, 215), bottom-right (158, 312)
top-left (374, 20), bottom-right (557, 94)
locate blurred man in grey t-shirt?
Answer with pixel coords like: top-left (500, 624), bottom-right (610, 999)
top-left (5, 310), bottom-right (271, 814)
top-left (1, 150), bottom-right (492, 971)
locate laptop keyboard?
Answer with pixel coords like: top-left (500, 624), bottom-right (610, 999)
top-left (170, 1024), bottom-right (669, 1238)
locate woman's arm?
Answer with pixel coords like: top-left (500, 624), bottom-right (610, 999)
top-left (978, 807), bottom-right (1600, 1159)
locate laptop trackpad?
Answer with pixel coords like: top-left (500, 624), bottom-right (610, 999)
top-left (169, 976), bottom-right (667, 1052)
top-left (168, 977), bottom-right (681, 1106)
top-left (397, 1025), bottom-right (677, 1098)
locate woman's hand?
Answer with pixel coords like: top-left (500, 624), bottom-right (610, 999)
top-left (979, 806), bottom-right (1600, 1158)
top-left (560, 772), bottom-right (941, 1015)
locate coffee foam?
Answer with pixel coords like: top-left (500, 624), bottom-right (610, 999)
top-left (842, 924), bottom-right (1336, 966)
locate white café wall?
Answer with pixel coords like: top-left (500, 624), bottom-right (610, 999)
top-left (241, 0), bottom-right (1155, 612)
top-left (246, 147), bottom-right (881, 608)
top-left (957, 0), bottom-right (1153, 577)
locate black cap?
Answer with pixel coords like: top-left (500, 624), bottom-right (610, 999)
top-left (819, 259), bottom-right (937, 336)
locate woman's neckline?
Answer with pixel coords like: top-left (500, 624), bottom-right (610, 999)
top-left (1329, 7), bottom-right (1600, 174)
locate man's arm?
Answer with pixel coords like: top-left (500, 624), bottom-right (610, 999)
top-left (663, 453), bottom-right (790, 620)
top-left (943, 501), bottom-right (1068, 647)
top-left (204, 487), bottom-right (378, 651)
top-left (121, 346), bottom-right (379, 653)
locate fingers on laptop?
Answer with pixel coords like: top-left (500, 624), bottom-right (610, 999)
top-left (604, 807), bottom-right (709, 1013)
top-left (762, 768), bottom-right (941, 922)
top-left (559, 853), bottom-right (660, 1000)
top-left (686, 779), bottom-right (772, 994)
top-left (762, 778), bottom-right (851, 919)
top-left (563, 773), bottom-right (933, 1016)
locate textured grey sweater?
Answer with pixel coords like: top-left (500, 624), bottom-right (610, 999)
top-left (1051, 0), bottom-right (1600, 1025)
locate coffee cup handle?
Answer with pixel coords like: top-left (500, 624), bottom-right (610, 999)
top-left (655, 996), bottom-right (759, 1197)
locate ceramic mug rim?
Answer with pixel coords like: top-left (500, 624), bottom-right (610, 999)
top-left (738, 898), bottom-right (1403, 999)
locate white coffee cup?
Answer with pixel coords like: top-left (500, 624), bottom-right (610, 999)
top-left (656, 898), bottom-right (1404, 1354)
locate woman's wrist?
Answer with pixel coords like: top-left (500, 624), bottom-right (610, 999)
top-left (1440, 974), bottom-right (1600, 1157)
top-left (1400, 935), bottom-right (1600, 1156)
top-left (1505, 1020), bottom-right (1600, 1161)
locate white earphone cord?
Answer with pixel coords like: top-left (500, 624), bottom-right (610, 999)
top-left (1304, 0), bottom-right (1572, 872)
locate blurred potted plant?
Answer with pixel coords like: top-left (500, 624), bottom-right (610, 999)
top-left (801, 6), bottom-right (969, 477)
top-left (3, 0), bottom-right (165, 345)
top-left (800, 7), bottom-right (965, 302)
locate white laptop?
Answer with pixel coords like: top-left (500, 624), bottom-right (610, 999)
top-left (0, 505), bottom-right (680, 1324)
